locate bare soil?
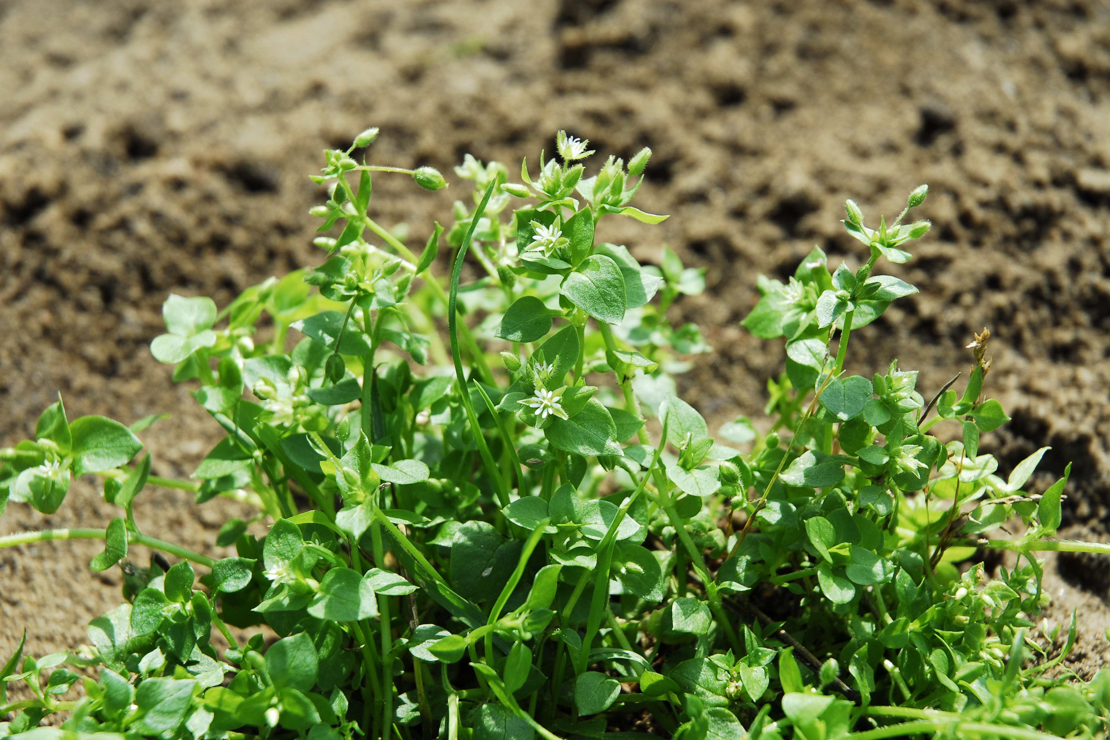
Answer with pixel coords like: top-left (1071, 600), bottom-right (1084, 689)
top-left (3, 0), bottom-right (1110, 681)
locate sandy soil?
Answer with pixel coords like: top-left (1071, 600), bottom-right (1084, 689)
top-left (3, 0), bottom-right (1110, 680)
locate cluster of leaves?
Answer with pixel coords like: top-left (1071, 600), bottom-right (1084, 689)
top-left (2, 130), bottom-right (1110, 740)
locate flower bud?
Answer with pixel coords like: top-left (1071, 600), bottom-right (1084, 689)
top-left (907, 184), bottom-right (929, 209)
top-left (413, 166), bottom-right (448, 191)
top-left (314, 237), bottom-right (337, 251)
top-left (719, 461), bottom-right (741, 486)
top-left (325, 354), bottom-right (346, 384)
top-left (628, 146), bottom-right (652, 176)
top-left (353, 127), bottom-right (380, 148)
top-left (497, 265), bottom-right (517, 289)
top-left (908, 220), bottom-right (931, 239)
top-left (765, 433), bottom-right (780, 449)
top-left (309, 206), bottom-right (329, 218)
top-left (500, 352), bottom-right (522, 372)
top-left (338, 157), bottom-right (358, 171)
top-left (819, 659), bottom-right (840, 688)
top-left (844, 199), bottom-right (864, 226)
top-left (501, 182), bottom-right (531, 198)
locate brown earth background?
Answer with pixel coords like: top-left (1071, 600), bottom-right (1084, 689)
top-left (3, 0), bottom-right (1110, 685)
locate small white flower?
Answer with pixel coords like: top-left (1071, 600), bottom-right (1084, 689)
top-left (533, 360), bottom-right (555, 382)
top-left (526, 222), bottom-right (564, 256)
top-left (39, 458), bottom-right (65, 481)
top-left (894, 444), bottom-right (926, 474)
top-left (782, 277), bottom-right (805, 304)
top-left (264, 561), bottom-right (297, 586)
top-left (520, 387), bottom-right (569, 421)
top-left (557, 131), bottom-right (594, 162)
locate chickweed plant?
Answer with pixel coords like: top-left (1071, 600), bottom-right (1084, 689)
top-left (3, 129), bottom-right (1110, 740)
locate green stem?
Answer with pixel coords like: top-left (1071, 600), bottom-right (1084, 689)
top-left (0, 528), bottom-right (216, 569)
top-left (371, 519), bottom-right (394, 740)
top-left (374, 508), bottom-right (450, 585)
top-left (954, 537), bottom-right (1110, 556)
top-left (850, 713), bottom-right (1060, 740)
top-left (146, 475), bottom-right (199, 492)
top-left (834, 309), bottom-right (854, 376)
top-left (363, 215), bottom-right (493, 384)
top-left (770, 567), bottom-right (818, 585)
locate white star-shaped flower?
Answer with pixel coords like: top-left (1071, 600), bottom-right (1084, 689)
top-left (894, 444), bottom-right (926, 474)
top-left (526, 222), bottom-right (564, 256)
top-left (520, 387), bottom-right (569, 421)
top-left (557, 131), bottom-right (594, 162)
top-left (264, 561), bottom-right (297, 586)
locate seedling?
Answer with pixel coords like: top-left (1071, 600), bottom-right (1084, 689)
top-left (2, 131), bottom-right (1109, 740)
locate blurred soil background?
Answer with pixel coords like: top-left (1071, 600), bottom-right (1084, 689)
top-left (3, 0), bottom-right (1110, 682)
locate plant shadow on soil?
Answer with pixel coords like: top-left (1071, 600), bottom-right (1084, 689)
top-left (2, 0), bottom-right (1110, 692)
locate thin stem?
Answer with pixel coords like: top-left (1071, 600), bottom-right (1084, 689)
top-left (146, 475), bottom-right (199, 492)
top-left (955, 537), bottom-right (1110, 556)
top-left (850, 715), bottom-right (1059, 740)
top-left (0, 528), bottom-right (216, 569)
top-left (834, 309), bottom-right (854, 376)
top-left (371, 519), bottom-right (394, 740)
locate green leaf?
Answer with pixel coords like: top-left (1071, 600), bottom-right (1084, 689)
top-left (163, 294), bottom-right (217, 336)
top-left (546, 399), bottom-right (622, 457)
top-left (428, 634), bottom-right (468, 664)
top-left (560, 254), bottom-right (627, 325)
top-left (575, 671), bottom-right (620, 716)
top-left (99, 668), bottom-right (134, 715)
top-left (969, 398), bottom-right (1010, 432)
top-left (804, 516), bottom-right (835, 563)
top-left (135, 678), bottom-right (196, 735)
top-left (111, 452), bottom-right (150, 514)
top-left (818, 375), bottom-right (873, 421)
top-left (817, 563), bottom-right (856, 604)
top-left (90, 517), bottom-right (128, 572)
top-left (1007, 446), bottom-right (1049, 492)
top-left (450, 522), bottom-right (522, 602)
top-left (497, 296), bottom-right (554, 343)
top-left (308, 378), bottom-right (362, 406)
top-left (640, 670), bottom-right (680, 698)
top-left (614, 544), bottom-right (664, 602)
top-left (524, 565), bottom-right (562, 611)
top-left (1038, 463), bottom-right (1070, 533)
top-left (595, 243), bottom-right (663, 309)
top-left (0, 630), bottom-right (26, 705)
top-left (503, 643), bottom-right (533, 694)
top-left (294, 311), bottom-right (374, 356)
top-left (564, 206), bottom-right (595, 267)
top-left (963, 419), bottom-right (980, 459)
top-left (69, 416), bottom-right (143, 475)
top-left (534, 325), bottom-right (580, 390)
top-left (335, 501), bottom-right (374, 541)
top-left (608, 406), bottom-right (645, 443)
top-left (866, 275), bottom-right (918, 301)
top-left (373, 459), bottom-right (430, 485)
top-left (212, 557), bottom-right (254, 593)
top-left (781, 450), bottom-right (847, 488)
top-left (264, 519), bottom-right (304, 573)
top-left (308, 568), bottom-right (378, 621)
top-left (365, 568), bottom-right (418, 596)
top-left (473, 703), bottom-right (535, 740)
top-left (504, 496), bottom-right (553, 531)
top-left (36, 399), bottom-right (71, 452)
top-left (416, 222), bottom-right (444, 274)
top-left (845, 546), bottom-right (889, 585)
top-left (164, 561), bottom-right (195, 603)
top-left (671, 597), bottom-right (712, 635)
top-left (815, 290), bottom-right (848, 329)
top-left (779, 648), bottom-right (804, 694)
top-left (355, 169), bottom-right (372, 212)
top-left (661, 396), bottom-right (709, 448)
top-left (609, 205), bottom-right (669, 224)
top-left (195, 437), bottom-right (252, 479)
top-left (266, 633), bottom-right (318, 693)
top-left (666, 465), bottom-right (721, 498)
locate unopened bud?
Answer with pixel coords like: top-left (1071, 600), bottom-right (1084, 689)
top-left (314, 237), bottom-right (337, 251)
top-left (338, 157), bottom-right (358, 171)
top-left (907, 184), bottom-right (929, 209)
top-left (719, 461), bottom-right (741, 486)
top-left (908, 220), bottom-right (931, 239)
top-left (501, 182), bottom-right (531, 198)
top-left (844, 199), bottom-right (864, 226)
top-left (628, 147), bottom-right (652, 176)
top-left (497, 265), bottom-right (516, 289)
top-left (413, 166), bottom-right (448, 191)
top-left (765, 433), bottom-right (780, 449)
top-left (325, 354), bottom-right (346, 384)
top-left (353, 127), bottom-right (380, 148)
top-left (309, 206), bottom-right (329, 218)
top-left (500, 352), bottom-right (522, 372)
